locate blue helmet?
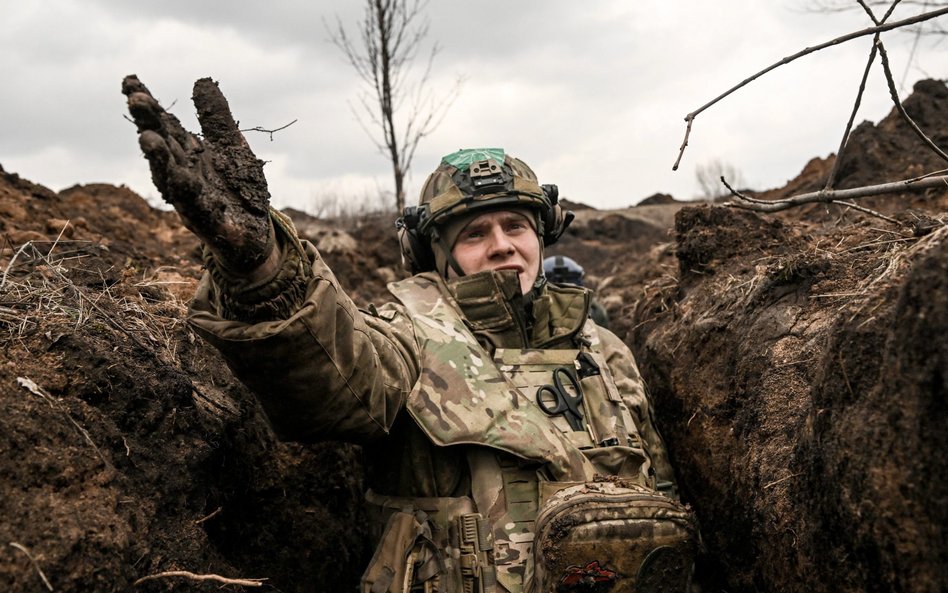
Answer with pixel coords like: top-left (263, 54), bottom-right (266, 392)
top-left (544, 255), bottom-right (585, 286)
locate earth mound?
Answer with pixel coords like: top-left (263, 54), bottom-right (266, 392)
top-left (0, 80), bottom-right (945, 592)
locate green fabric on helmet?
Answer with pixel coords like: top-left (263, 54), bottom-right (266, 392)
top-left (441, 148), bottom-right (506, 170)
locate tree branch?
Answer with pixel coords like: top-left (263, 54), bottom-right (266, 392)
top-left (723, 173), bottom-right (948, 213)
top-left (824, 37), bottom-right (879, 191)
top-left (329, 0), bottom-right (459, 212)
top-left (875, 37), bottom-right (948, 162)
top-left (133, 570), bottom-right (266, 588)
top-left (835, 200), bottom-right (902, 224)
top-left (671, 5), bottom-right (948, 170)
top-left (854, 0), bottom-right (903, 25)
top-left (240, 119), bottom-right (298, 141)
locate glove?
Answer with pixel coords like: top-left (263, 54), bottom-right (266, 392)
top-left (122, 75), bottom-right (276, 277)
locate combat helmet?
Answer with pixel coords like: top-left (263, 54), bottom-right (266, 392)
top-left (543, 255), bottom-right (585, 286)
top-left (396, 148), bottom-right (574, 278)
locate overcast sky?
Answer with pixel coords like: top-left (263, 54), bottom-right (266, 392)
top-left (2, 2), bottom-right (945, 213)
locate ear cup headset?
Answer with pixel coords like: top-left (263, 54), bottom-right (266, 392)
top-left (396, 148), bottom-right (574, 276)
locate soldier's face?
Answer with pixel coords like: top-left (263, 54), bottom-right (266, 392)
top-left (451, 210), bottom-right (541, 294)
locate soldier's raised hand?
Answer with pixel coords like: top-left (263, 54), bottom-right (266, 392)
top-left (122, 75), bottom-right (275, 277)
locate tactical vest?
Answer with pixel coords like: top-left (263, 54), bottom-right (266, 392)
top-left (361, 273), bottom-right (656, 593)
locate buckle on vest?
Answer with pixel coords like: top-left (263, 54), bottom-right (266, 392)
top-left (457, 513), bottom-right (496, 593)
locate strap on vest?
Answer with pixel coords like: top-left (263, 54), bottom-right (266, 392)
top-left (458, 513), bottom-right (496, 593)
top-left (365, 490), bottom-right (495, 593)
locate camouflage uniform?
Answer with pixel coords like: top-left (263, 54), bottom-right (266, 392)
top-left (189, 208), bottom-right (679, 593)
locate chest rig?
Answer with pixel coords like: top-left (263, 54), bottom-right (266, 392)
top-left (369, 272), bottom-right (653, 593)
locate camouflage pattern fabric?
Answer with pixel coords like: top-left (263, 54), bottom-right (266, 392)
top-left (187, 216), bottom-right (680, 592)
top-left (467, 450), bottom-right (538, 593)
top-left (387, 272), bottom-right (596, 483)
top-left (533, 481), bottom-right (698, 593)
top-left (576, 317), bottom-right (677, 496)
top-left (390, 273), bottom-right (667, 592)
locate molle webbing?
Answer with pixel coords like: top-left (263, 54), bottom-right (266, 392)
top-left (493, 348), bottom-right (596, 450)
top-left (467, 450), bottom-right (541, 593)
top-left (364, 490), bottom-right (496, 593)
top-left (577, 318), bottom-right (649, 451)
top-left (495, 457), bottom-right (540, 593)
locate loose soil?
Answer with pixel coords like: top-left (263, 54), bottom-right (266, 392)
top-left (0, 80), bottom-right (945, 593)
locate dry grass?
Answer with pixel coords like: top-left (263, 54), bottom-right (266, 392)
top-left (0, 240), bottom-right (191, 365)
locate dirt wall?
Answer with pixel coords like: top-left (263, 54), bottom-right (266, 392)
top-left (630, 207), bottom-right (947, 593)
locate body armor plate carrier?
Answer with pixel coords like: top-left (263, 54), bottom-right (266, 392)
top-left (359, 274), bottom-right (697, 593)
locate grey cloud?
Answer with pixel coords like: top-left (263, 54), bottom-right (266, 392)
top-left (2, 1), bottom-right (943, 212)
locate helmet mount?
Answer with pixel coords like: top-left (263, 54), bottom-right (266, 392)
top-left (469, 158), bottom-right (507, 194)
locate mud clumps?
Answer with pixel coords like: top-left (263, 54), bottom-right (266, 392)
top-left (630, 212), bottom-right (947, 592)
top-left (0, 173), bottom-right (369, 592)
top-left (674, 206), bottom-right (794, 280)
top-left (612, 81), bottom-right (948, 593)
top-left (800, 235), bottom-right (948, 593)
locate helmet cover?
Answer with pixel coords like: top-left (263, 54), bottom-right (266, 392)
top-left (397, 148), bottom-right (573, 275)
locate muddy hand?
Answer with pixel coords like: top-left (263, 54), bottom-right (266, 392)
top-left (122, 75), bottom-right (274, 276)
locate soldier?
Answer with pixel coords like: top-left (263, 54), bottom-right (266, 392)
top-left (123, 76), bottom-right (697, 593)
top-left (543, 255), bottom-right (610, 329)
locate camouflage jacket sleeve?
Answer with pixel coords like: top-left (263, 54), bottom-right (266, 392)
top-left (188, 213), bottom-right (420, 444)
top-left (597, 327), bottom-right (679, 498)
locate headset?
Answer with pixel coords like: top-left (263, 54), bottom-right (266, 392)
top-left (396, 177), bottom-right (573, 275)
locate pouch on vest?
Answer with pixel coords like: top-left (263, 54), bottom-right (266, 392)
top-left (494, 348), bottom-right (651, 485)
top-left (533, 481), bottom-right (698, 593)
top-left (362, 509), bottom-right (445, 593)
top-left (363, 490), bottom-right (495, 593)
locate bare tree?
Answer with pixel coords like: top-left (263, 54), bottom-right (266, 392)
top-left (696, 160), bottom-right (746, 200)
top-left (673, 1), bottom-right (948, 228)
top-left (329, 0), bottom-right (461, 213)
